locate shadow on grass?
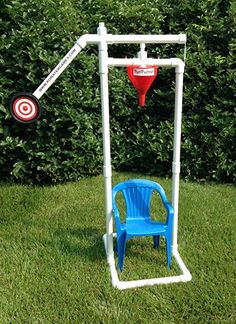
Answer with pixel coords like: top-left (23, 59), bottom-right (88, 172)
top-left (113, 237), bottom-right (182, 280)
top-left (53, 226), bottom-right (105, 262)
top-left (120, 236), bottom-right (168, 258)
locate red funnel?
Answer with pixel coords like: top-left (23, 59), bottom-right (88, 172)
top-left (127, 65), bottom-right (158, 106)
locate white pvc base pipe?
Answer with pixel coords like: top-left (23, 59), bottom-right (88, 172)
top-left (103, 234), bottom-right (192, 290)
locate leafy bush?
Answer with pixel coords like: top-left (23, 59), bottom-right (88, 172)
top-left (0, 0), bottom-right (235, 184)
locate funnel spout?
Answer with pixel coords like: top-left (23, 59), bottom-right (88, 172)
top-left (139, 94), bottom-right (146, 106)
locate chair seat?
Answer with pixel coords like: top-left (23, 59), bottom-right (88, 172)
top-left (126, 218), bottom-right (167, 236)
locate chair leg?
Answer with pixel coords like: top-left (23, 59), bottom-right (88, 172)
top-left (117, 232), bottom-right (127, 271)
top-left (165, 234), bottom-right (172, 269)
top-left (153, 235), bottom-right (160, 249)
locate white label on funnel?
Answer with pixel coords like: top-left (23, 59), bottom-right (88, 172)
top-left (133, 68), bottom-right (155, 76)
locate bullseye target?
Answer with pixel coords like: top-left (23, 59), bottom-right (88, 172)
top-left (10, 93), bottom-right (41, 124)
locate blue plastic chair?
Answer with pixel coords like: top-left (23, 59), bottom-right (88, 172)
top-left (112, 179), bottom-right (174, 271)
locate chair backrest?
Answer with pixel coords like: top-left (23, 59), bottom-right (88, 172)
top-left (112, 179), bottom-right (167, 220)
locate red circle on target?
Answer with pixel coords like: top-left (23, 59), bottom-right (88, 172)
top-left (9, 93), bottom-right (41, 124)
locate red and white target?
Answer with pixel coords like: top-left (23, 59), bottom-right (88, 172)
top-left (10, 93), bottom-right (41, 124)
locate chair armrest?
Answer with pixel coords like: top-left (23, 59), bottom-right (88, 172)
top-left (155, 188), bottom-right (174, 227)
top-left (164, 202), bottom-right (174, 227)
top-left (113, 207), bottom-right (123, 236)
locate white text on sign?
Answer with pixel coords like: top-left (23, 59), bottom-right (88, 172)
top-left (133, 68), bottom-right (155, 76)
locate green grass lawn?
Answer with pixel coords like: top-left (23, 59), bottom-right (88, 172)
top-left (0, 172), bottom-right (235, 323)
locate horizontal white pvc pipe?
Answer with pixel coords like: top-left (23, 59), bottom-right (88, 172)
top-left (105, 34), bottom-right (187, 44)
top-left (108, 58), bottom-right (184, 71)
top-left (108, 58), bottom-right (171, 67)
top-left (79, 32), bottom-right (187, 45)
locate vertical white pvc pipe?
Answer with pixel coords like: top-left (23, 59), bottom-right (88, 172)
top-left (172, 65), bottom-right (184, 251)
top-left (97, 23), bottom-right (114, 262)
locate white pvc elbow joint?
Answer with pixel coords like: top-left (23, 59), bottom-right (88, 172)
top-left (178, 34), bottom-right (187, 44)
top-left (76, 34), bottom-right (88, 49)
top-left (172, 58), bottom-right (185, 73)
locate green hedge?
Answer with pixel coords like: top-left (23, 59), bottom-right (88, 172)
top-left (0, 0), bottom-right (235, 184)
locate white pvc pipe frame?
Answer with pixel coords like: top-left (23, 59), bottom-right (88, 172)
top-left (33, 22), bottom-right (192, 289)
